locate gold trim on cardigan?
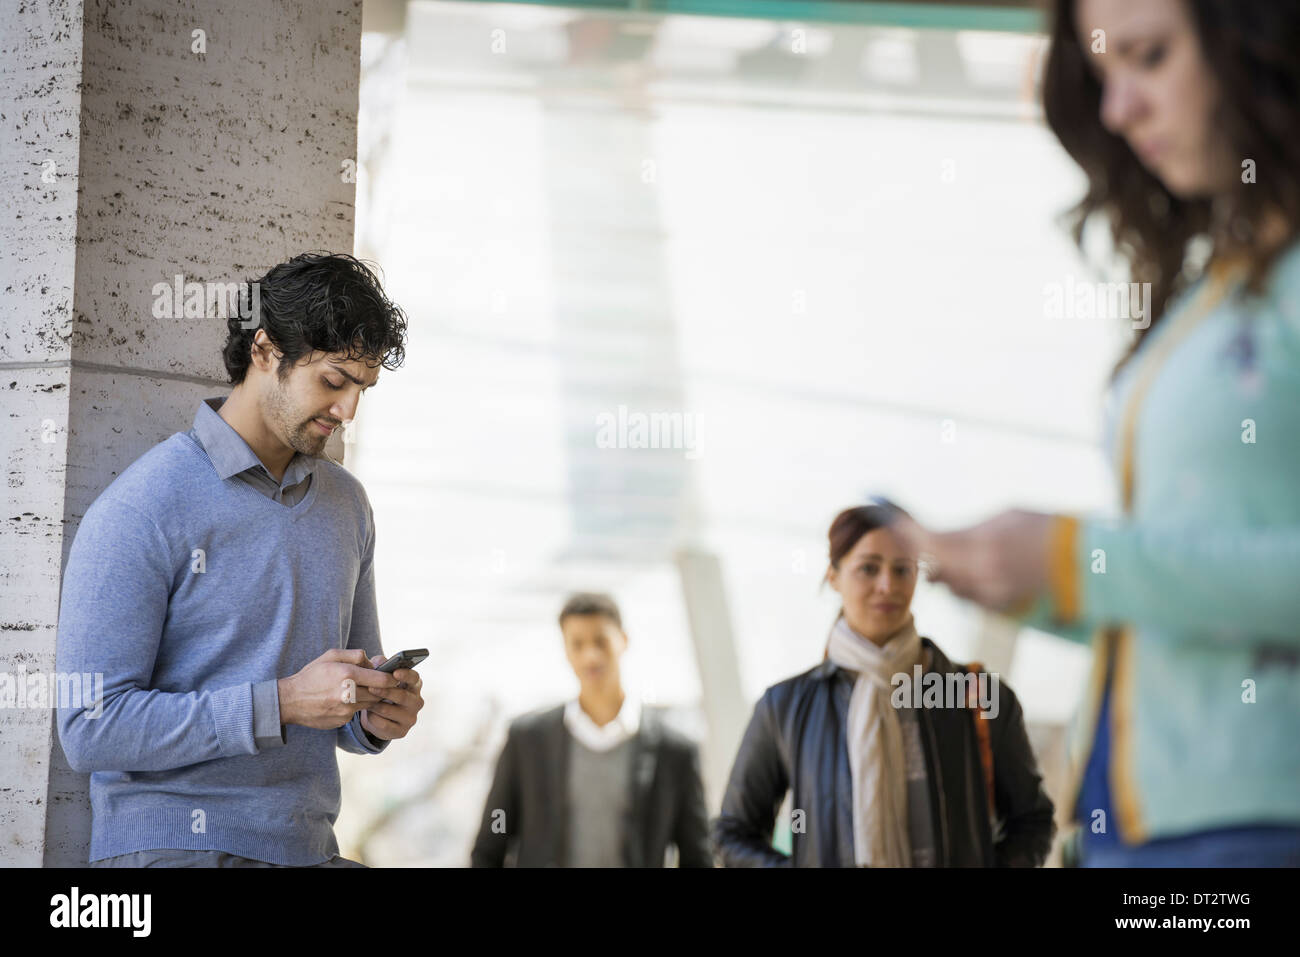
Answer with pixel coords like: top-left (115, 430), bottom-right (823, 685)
top-left (1048, 515), bottom-right (1080, 623)
top-left (1109, 624), bottom-right (1143, 842)
top-left (1117, 261), bottom-right (1243, 513)
top-left (1074, 259), bottom-right (1245, 844)
top-left (1060, 256), bottom-right (1242, 842)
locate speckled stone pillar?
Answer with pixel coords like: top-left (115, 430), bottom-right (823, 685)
top-left (0, 0), bottom-right (362, 866)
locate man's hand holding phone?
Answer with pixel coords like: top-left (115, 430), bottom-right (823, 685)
top-left (277, 648), bottom-right (402, 731)
top-left (358, 650), bottom-right (426, 742)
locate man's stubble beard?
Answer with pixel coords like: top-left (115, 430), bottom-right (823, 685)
top-left (266, 373), bottom-right (327, 458)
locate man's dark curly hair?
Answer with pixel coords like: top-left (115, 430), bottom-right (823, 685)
top-left (222, 252), bottom-right (408, 384)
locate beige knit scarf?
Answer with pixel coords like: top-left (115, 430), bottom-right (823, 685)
top-left (825, 610), bottom-right (922, 867)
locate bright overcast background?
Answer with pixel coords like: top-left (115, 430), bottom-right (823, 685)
top-left (336, 0), bottom-right (1124, 866)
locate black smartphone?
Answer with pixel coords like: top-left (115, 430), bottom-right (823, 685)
top-left (376, 649), bottom-right (428, 673)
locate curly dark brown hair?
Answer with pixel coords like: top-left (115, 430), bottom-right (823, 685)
top-left (222, 252), bottom-right (407, 384)
top-left (1041, 0), bottom-right (1300, 378)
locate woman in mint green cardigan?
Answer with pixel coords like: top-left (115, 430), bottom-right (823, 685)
top-left (893, 0), bottom-right (1300, 865)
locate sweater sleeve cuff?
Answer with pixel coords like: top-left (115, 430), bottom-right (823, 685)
top-left (1003, 514), bottom-right (1096, 645)
top-left (211, 682), bottom-right (257, 758)
top-left (252, 679), bottom-right (287, 751)
top-left (342, 712), bottom-right (388, 754)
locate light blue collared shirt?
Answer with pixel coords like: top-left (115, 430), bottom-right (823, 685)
top-left (187, 396), bottom-right (318, 506)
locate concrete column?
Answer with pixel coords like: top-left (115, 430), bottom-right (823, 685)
top-left (676, 549), bottom-right (749, 808)
top-left (0, 0), bottom-right (362, 866)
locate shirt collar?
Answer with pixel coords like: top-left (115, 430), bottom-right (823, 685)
top-left (563, 692), bottom-right (641, 752)
top-left (191, 396), bottom-right (317, 486)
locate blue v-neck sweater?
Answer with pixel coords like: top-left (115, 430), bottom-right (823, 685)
top-left (55, 428), bottom-right (388, 865)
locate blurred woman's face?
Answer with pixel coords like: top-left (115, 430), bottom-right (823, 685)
top-left (827, 527), bottom-right (918, 644)
top-left (1076, 0), bottom-right (1234, 198)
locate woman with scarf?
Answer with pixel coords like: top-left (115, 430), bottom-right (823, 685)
top-left (710, 504), bottom-right (1055, 867)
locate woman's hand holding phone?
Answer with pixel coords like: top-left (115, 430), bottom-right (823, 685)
top-left (870, 496), bottom-right (1054, 612)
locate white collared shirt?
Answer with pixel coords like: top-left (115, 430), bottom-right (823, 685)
top-left (563, 692), bottom-right (641, 752)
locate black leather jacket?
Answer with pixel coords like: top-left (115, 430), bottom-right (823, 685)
top-left (711, 638), bottom-right (1055, 867)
